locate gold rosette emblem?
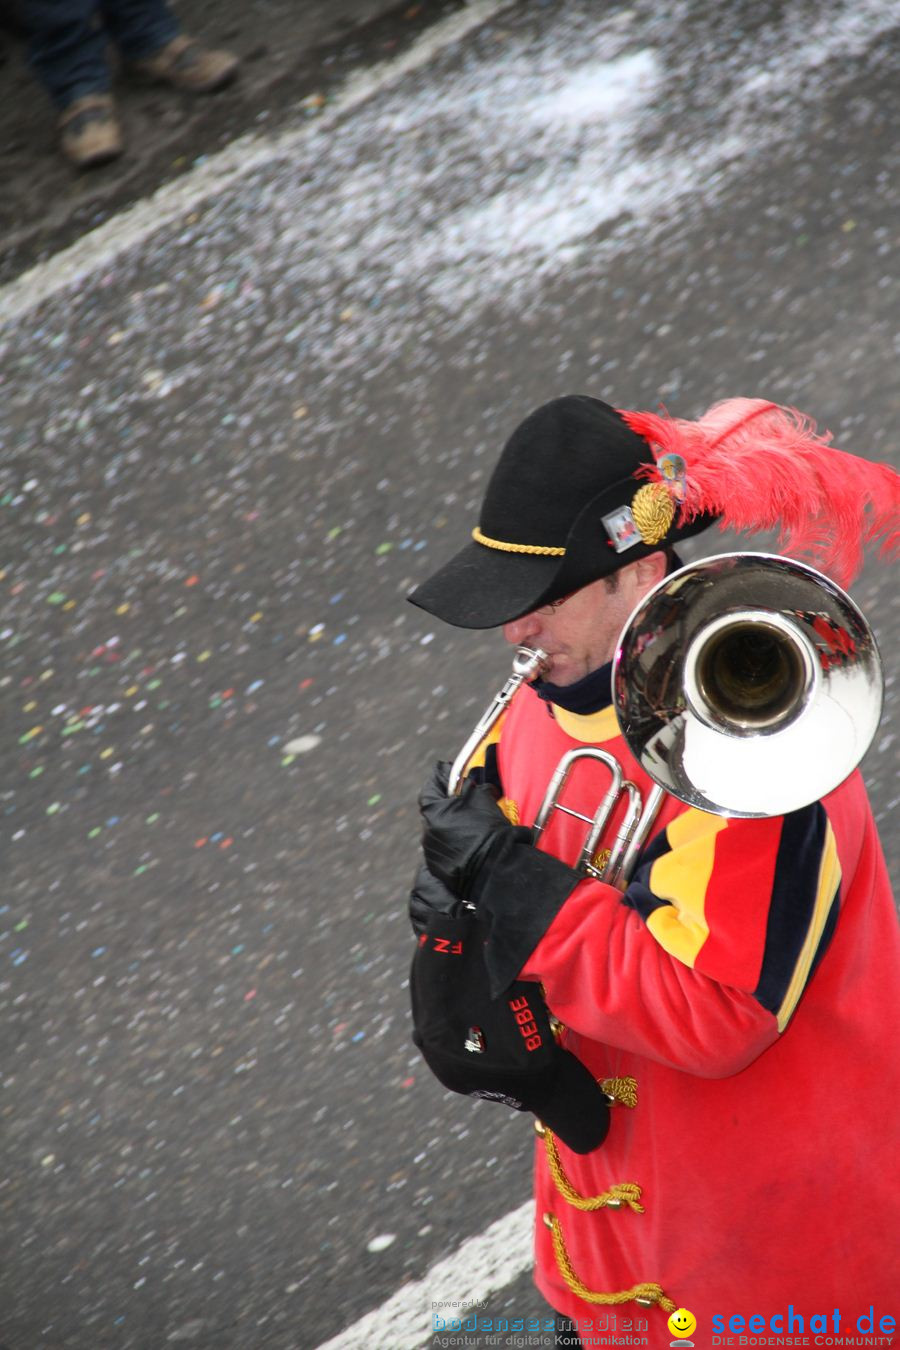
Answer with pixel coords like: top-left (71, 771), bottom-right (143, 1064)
top-left (630, 482), bottom-right (675, 546)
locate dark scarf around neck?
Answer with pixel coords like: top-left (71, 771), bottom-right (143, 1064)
top-left (535, 660), bottom-right (613, 715)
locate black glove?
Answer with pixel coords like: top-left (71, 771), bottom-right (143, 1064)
top-left (418, 761), bottom-right (585, 995)
top-left (408, 859), bottom-right (460, 937)
top-left (477, 841), bottom-right (583, 994)
top-left (418, 760), bottom-right (532, 905)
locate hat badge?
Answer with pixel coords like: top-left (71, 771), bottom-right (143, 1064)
top-left (630, 481), bottom-right (676, 546)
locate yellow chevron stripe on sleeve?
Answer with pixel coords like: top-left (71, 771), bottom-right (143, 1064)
top-left (645, 809), bottom-right (729, 968)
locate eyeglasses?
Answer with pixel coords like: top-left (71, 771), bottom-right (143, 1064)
top-left (536, 590), bottom-right (577, 615)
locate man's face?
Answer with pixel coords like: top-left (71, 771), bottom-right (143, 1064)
top-left (501, 556), bottom-right (665, 686)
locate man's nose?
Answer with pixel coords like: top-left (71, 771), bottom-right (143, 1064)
top-left (502, 610), bottom-right (541, 646)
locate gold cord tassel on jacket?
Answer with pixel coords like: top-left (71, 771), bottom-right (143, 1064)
top-left (545, 1214), bottom-right (676, 1313)
top-left (601, 1076), bottom-right (638, 1108)
top-left (544, 1131), bottom-right (644, 1213)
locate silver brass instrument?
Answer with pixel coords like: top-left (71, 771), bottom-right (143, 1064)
top-left (532, 753), bottom-right (665, 890)
top-left (447, 552), bottom-right (883, 888)
top-left (614, 553), bottom-right (883, 818)
top-left (447, 645), bottom-right (551, 794)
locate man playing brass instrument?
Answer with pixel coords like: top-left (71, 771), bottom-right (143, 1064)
top-left (407, 395), bottom-right (900, 1343)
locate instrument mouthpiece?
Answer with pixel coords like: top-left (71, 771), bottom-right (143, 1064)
top-left (512, 646), bottom-right (550, 681)
top-left (446, 645), bottom-right (551, 795)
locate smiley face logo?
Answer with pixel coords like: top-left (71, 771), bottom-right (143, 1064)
top-left (667, 1307), bottom-right (697, 1341)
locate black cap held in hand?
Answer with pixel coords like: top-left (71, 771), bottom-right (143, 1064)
top-left (410, 912), bottom-right (610, 1154)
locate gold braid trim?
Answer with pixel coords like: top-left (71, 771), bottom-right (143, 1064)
top-left (471, 526), bottom-right (566, 556)
top-left (601, 1076), bottom-right (638, 1108)
top-left (497, 797), bottom-right (520, 825)
top-left (544, 1132), bottom-right (644, 1213)
top-left (546, 1215), bottom-right (676, 1312)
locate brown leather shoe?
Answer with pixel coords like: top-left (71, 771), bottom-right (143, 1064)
top-left (128, 34), bottom-right (239, 93)
top-left (58, 94), bottom-right (123, 169)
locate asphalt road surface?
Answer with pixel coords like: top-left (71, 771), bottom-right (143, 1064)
top-left (1, 1), bottom-right (898, 1348)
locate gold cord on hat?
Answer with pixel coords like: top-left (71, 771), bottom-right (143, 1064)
top-left (471, 526), bottom-right (566, 556)
top-left (474, 489), bottom-right (675, 556)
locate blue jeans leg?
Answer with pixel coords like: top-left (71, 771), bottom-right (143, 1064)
top-left (25, 0), bottom-right (180, 108)
top-left (98, 0), bottom-right (179, 62)
top-left (26, 0), bottom-right (112, 109)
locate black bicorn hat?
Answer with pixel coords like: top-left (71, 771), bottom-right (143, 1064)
top-left (408, 394), bottom-right (717, 629)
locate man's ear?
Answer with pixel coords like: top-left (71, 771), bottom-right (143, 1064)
top-left (629, 549), bottom-right (669, 590)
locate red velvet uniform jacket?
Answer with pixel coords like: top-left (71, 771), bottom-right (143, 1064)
top-left (483, 684), bottom-right (900, 1332)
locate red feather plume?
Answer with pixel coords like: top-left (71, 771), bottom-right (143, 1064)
top-left (619, 398), bottom-right (900, 588)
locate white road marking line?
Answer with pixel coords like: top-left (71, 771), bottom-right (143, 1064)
top-left (314, 1200), bottom-right (535, 1350)
top-left (0, 0), bottom-right (515, 330)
